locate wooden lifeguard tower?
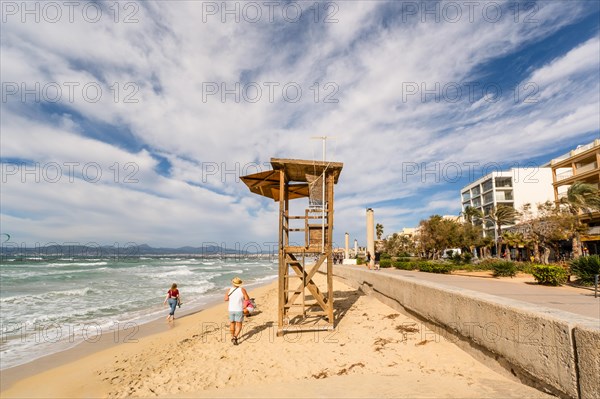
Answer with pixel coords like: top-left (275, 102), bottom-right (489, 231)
top-left (241, 158), bottom-right (343, 335)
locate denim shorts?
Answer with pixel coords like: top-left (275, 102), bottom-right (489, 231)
top-left (229, 311), bottom-right (244, 322)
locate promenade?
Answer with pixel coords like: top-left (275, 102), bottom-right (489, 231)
top-left (378, 268), bottom-right (600, 320)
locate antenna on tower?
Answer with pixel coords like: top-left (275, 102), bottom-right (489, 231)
top-left (311, 136), bottom-right (336, 253)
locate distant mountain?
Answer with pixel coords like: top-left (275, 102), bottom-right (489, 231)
top-left (0, 243), bottom-right (258, 257)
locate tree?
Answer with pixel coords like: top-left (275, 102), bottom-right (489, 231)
top-left (384, 233), bottom-right (416, 256)
top-left (560, 181), bottom-right (600, 258)
top-left (486, 205), bottom-right (519, 256)
top-left (515, 201), bottom-right (571, 264)
top-left (376, 223), bottom-right (384, 240)
top-left (461, 206), bottom-right (483, 224)
top-left (460, 206), bottom-right (485, 258)
top-left (418, 215), bottom-right (461, 259)
top-left (501, 231), bottom-right (526, 261)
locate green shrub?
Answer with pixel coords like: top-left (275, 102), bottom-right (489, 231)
top-left (517, 262), bottom-right (537, 275)
top-left (379, 259), bottom-right (392, 268)
top-left (570, 255), bottom-right (600, 285)
top-left (356, 256), bottom-right (365, 265)
top-left (491, 261), bottom-right (517, 277)
top-left (380, 253), bottom-right (391, 260)
top-left (532, 265), bottom-right (568, 286)
top-left (418, 262), bottom-right (452, 274)
top-left (449, 253), bottom-right (463, 265)
top-left (396, 257), bottom-right (412, 263)
top-left (393, 260), bottom-right (418, 270)
top-left (461, 252), bottom-right (473, 264)
top-left (473, 258), bottom-right (497, 270)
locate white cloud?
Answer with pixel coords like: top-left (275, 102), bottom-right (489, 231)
top-left (1, 0), bottom-right (598, 246)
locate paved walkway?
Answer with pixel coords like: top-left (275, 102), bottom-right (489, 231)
top-left (376, 268), bottom-right (600, 320)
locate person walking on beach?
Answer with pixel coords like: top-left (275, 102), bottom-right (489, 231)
top-left (366, 252), bottom-right (372, 270)
top-left (164, 283), bottom-right (180, 322)
top-left (224, 277), bottom-right (249, 345)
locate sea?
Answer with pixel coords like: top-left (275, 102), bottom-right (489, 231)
top-left (0, 255), bottom-right (278, 370)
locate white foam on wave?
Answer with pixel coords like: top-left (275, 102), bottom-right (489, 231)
top-left (223, 269), bottom-right (244, 274)
top-left (50, 262), bottom-right (108, 267)
top-left (196, 265), bottom-right (223, 270)
top-left (154, 267), bottom-right (194, 278)
top-left (1, 287), bottom-right (95, 305)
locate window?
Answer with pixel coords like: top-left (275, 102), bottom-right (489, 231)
top-left (482, 179), bottom-right (493, 192)
top-left (495, 177), bottom-right (512, 188)
top-left (483, 192), bottom-right (494, 204)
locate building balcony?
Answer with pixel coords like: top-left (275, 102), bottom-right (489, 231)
top-left (551, 139), bottom-right (600, 167)
top-left (556, 170), bottom-right (573, 182)
top-left (576, 161), bottom-right (598, 174)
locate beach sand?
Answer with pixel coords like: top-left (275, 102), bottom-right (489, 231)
top-left (1, 274), bottom-right (552, 398)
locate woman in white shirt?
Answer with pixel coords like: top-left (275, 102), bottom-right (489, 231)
top-left (224, 277), bottom-right (249, 345)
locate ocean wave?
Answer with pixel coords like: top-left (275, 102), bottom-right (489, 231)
top-left (1, 287), bottom-right (96, 305)
top-left (251, 275), bottom-right (278, 283)
top-left (195, 265), bottom-right (223, 270)
top-left (154, 268), bottom-right (195, 278)
top-left (49, 262), bottom-right (108, 267)
top-left (223, 269), bottom-right (244, 274)
top-left (181, 281), bottom-right (216, 294)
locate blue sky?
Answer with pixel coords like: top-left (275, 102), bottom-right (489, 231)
top-left (1, 1), bottom-right (599, 249)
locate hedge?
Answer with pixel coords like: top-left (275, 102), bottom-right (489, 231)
top-left (393, 261), bottom-right (418, 270)
top-left (491, 261), bottom-right (517, 277)
top-left (532, 265), bottom-right (568, 286)
top-left (570, 255), bottom-right (600, 285)
top-left (418, 262), bottom-right (452, 274)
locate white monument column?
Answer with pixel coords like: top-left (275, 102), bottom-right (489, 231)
top-left (344, 232), bottom-right (349, 259)
top-left (366, 208), bottom-right (375, 268)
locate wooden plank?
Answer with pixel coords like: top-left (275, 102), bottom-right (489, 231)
top-left (285, 245), bottom-right (322, 253)
top-left (278, 169), bottom-right (285, 331)
top-left (289, 263), bottom-right (328, 312)
top-left (285, 253), bottom-right (328, 309)
top-left (327, 172), bottom-right (335, 324)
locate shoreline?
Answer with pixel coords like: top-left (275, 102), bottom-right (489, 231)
top-left (1, 275), bottom-right (552, 398)
top-left (0, 276), bottom-right (277, 389)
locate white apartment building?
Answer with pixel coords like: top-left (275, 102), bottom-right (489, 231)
top-left (460, 168), bottom-right (554, 239)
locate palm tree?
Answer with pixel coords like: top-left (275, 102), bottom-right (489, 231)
top-left (486, 205), bottom-right (519, 256)
top-left (461, 206), bottom-right (483, 224)
top-left (501, 231), bottom-right (526, 261)
top-left (376, 223), bottom-right (384, 240)
top-left (560, 181), bottom-right (600, 258)
top-left (460, 206), bottom-right (484, 258)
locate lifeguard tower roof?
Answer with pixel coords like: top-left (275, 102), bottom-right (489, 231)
top-left (240, 158), bottom-right (343, 201)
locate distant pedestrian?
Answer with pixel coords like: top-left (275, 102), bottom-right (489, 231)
top-left (366, 252), bottom-right (372, 269)
top-left (164, 283), bottom-right (180, 323)
top-left (224, 277), bottom-right (249, 345)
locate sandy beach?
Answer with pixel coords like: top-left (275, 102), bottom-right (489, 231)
top-left (1, 274), bottom-right (552, 398)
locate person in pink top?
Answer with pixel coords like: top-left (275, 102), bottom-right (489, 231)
top-left (163, 283), bottom-right (180, 322)
top-left (224, 277), bottom-right (249, 345)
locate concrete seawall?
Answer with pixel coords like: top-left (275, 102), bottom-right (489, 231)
top-left (329, 265), bottom-right (600, 399)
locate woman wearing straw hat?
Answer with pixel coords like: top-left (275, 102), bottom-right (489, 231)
top-left (224, 277), bottom-right (249, 345)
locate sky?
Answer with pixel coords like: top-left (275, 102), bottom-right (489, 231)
top-left (1, 0), bottom-right (599, 251)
